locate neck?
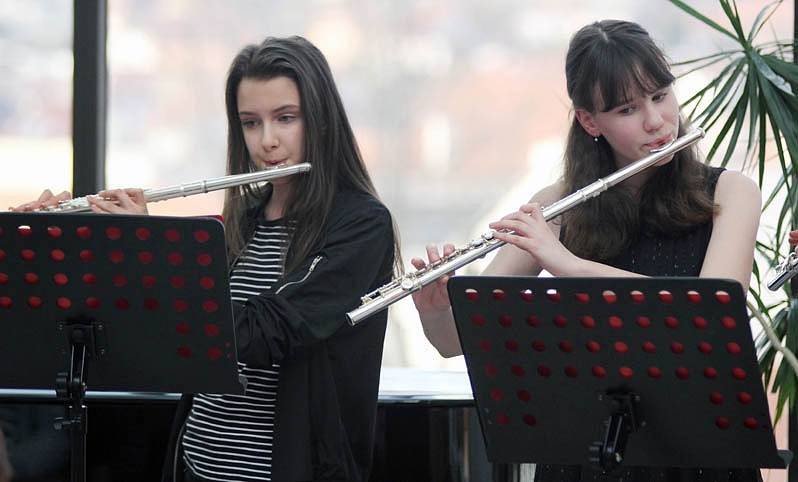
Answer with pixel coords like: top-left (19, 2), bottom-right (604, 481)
top-left (265, 184), bottom-right (293, 220)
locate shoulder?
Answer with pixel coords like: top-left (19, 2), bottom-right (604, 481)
top-left (528, 180), bottom-right (567, 205)
top-left (714, 169), bottom-right (760, 204)
top-left (328, 190), bottom-right (393, 232)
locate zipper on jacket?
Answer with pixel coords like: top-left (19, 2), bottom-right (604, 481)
top-left (276, 255), bottom-right (324, 294)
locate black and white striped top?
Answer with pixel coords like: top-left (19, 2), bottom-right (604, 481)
top-left (182, 219), bottom-right (291, 482)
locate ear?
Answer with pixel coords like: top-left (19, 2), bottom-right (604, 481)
top-left (574, 109), bottom-right (600, 138)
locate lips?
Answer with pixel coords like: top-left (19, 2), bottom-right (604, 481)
top-left (263, 159), bottom-right (288, 169)
top-left (645, 135), bottom-right (673, 149)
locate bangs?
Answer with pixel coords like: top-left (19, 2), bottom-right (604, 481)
top-left (594, 43), bottom-right (674, 112)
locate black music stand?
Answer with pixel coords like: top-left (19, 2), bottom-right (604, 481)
top-left (448, 276), bottom-right (789, 474)
top-left (0, 213), bottom-right (244, 482)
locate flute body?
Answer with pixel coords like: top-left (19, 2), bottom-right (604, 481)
top-left (346, 128), bottom-right (705, 325)
top-left (34, 163), bottom-right (311, 213)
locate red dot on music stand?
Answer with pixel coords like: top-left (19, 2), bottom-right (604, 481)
top-left (744, 417), bottom-right (758, 429)
top-left (167, 252), bottom-right (183, 266)
top-left (547, 289), bottom-right (561, 302)
top-left (665, 316), bottom-right (679, 329)
top-left (517, 390), bottom-right (531, 402)
top-left (200, 277), bottom-right (215, 290)
top-left (619, 367), bottom-right (633, 379)
top-left (647, 367), bottom-right (662, 379)
top-left (520, 289), bottom-right (534, 302)
top-left (194, 229), bottom-right (210, 243)
top-left (177, 346), bottom-right (192, 358)
top-left (511, 365), bottom-right (525, 377)
top-left (205, 323), bottom-right (219, 336)
top-left (176, 322), bottom-right (190, 335)
top-left (671, 342), bottom-right (685, 354)
top-left (602, 290), bottom-right (617, 303)
top-left (505, 340), bottom-right (519, 352)
top-left (471, 314), bottom-right (486, 326)
top-left (485, 363), bottom-right (497, 377)
top-left (608, 316), bottom-right (623, 329)
top-left (135, 227), bottom-right (151, 241)
top-left (686, 290), bottom-right (701, 303)
top-left (629, 290), bottom-right (645, 303)
top-left (208, 347), bottom-right (223, 361)
top-left (82, 273), bottom-right (97, 285)
top-left (115, 298), bottom-right (130, 310)
top-left (526, 315), bottom-right (540, 327)
top-left (703, 367), bottom-right (718, 379)
top-left (532, 340), bottom-right (546, 352)
top-left (642, 341), bottom-right (657, 353)
top-left (85, 297), bottom-right (101, 309)
top-left (202, 300), bottom-right (219, 313)
top-left (144, 298), bottom-right (160, 310)
top-left (0, 297), bottom-right (12, 309)
top-left (17, 226), bottom-right (32, 237)
top-left (614, 341), bottom-right (628, 354)
top-left (575, 292), bottom-right (590, 303)
top-left (710, 392), bottom-right (724, 405)
top-left (726, 342), bottom-right (741, 355)
top-left (27, 296), bottom-right (42, 309)
top-left (24, 273), bottom-right (39, 284)
top-left (79, 249), bottom-right (94, 262)
top-left (113, 274), bottom-right (127, 287)
top-left (138, 251), bottom-right (154, 264)
top-left (698, 341), bottom-right (713, 354)
top-left (174, 299), bottom-right (188, 312)
top-left (170, 276), bottom-right (186, 289)
top-left (559, 340), bottom-right (574, 353)
top-left (636, 316), bottom-right (651, 328)
top-left (490, 388), bottom-right (504, 401)
top-left (76, 226), bottom-right (91, 239)
top-left (675, 367), bottom-right (690, 379)
top-left (715, 291), bottom-right (731, 304)
top-left (732, 368), bottom-right (746, 380)
top-left (47, 226), bottom-right (63, 238)
top-left (586, 341), bottom-right (601, 353)
top-left (693, 316), bottom-right (708, 329)
top-left (21, 249), bottom-right (35, 261)
top-left (498, 314), bottom-right (512, 327)
top-left (496, 413), bottom-right (510, 425)
top-left (0, 250), bottom-right (5, 261)
top-left (142, 275), bottom-right (157, 288)
top-left (737, 392), bottom-right (752, 404)
top-left (523, 415), bottom-right (537, 426)
top-left (53, 273), bottom-right (68, 286)
top-left (105, 227), bottom-right (122, 240)
top-left (581, 316), bottom-right (596, 329)
top-left (165, 229), bottom-right (181, 242)
top-left (592, 366), bottom-right (606, 378)
top-left (658, 290), bottom-right (673, 303)
top-left (0, 273), bottom-right (8, 285)
top-left (56, 297), bottom-right (71, 310)
top-left (479, 340), bottom-right (491, 352)
top-left (553, 315), bottom-right (567, 327)
top-left (715, 417), bottom-right (730, 429)
top-left (537, 365), bottom-right (552, 377)
top-left (50, 249), bottom-right (65, 262)
top-left (109, 250), bottom-right (124, 264)
top-left (465, 289), bottom-right (479, 301)
top-left (492, 289), bottom-right (506, 301)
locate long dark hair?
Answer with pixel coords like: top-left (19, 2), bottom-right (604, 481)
top-left (222, 36), bottom-right (400, 274)
top-left (560, 20), bottom-right (715, 262)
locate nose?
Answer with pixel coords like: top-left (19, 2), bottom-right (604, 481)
top-left (642, 101), bottom-right (665, 133)
top-left (260, 123), bottom-right (279, 150)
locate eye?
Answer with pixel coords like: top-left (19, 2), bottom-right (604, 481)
top-left (240, 119), bottom-right (259, 129)
top-left (617, 105), bottom-right (635, 115)
top-left (277, 114), bottom-right (297, 123)
top-left (652, 91), bottom-right (668, 102)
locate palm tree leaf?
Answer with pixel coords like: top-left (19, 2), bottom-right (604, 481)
top-left (751, 51), bottom-right (795, 96)
top-left (668, 0), bottom-right (738, 41)
top-left (747, 0), bottom-right (784, 42)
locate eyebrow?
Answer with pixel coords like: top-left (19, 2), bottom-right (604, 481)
top-left (238, 104), bottom-right (300, 117)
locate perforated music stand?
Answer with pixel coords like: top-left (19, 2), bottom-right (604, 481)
top-left (448, 276), bottom-right (789, 473)
top-left (0, 212), bottom-right (244, 482)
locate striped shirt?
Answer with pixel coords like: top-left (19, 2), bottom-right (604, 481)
top-left (182, 220), bottom-right (291, 481)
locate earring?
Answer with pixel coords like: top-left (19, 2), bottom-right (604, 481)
top-left (593, 136), bottom-right (599, 142)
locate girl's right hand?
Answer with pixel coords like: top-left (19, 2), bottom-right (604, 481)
top-left (410, 243), bottom-right (456, 313)
top-left (10, 189), bottom-right (72, 212)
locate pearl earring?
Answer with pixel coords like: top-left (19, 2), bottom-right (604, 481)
top-left (593, 136), bottom-right (599, 142)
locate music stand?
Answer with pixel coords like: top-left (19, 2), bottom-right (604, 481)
top-left (0, 213), bottom-right (244, 482)
top-left (448, 276), bottom-right (789, 473)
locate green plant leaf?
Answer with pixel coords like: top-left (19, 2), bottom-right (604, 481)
top-left (669, 0), bottom-right (738, 41)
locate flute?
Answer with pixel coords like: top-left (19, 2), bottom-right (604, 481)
top-left (32, 163), bottom-right (311, 213)
top-left (768, 252), bottom-right (798, 291)
top-left (346, 128), bottom-right (706, 325)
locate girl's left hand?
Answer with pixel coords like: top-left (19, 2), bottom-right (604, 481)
top-left (790, 230), bottom-right (798, 254)
top-left (88, 189), bottom-right (149, 215)
top-left (489, 202), bottom-right (580, 276)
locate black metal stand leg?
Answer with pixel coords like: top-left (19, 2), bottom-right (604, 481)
top-left (589, 391), bottom-right (641, 474)
top-left (56, 341), bottom-right (88, 482)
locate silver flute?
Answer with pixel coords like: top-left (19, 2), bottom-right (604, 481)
top-left (347, 128), bottom-right (705, 325)
top-left (33, 163), bottom-right (311, 213)
top-left (768, 252), bottom-right (798, 291)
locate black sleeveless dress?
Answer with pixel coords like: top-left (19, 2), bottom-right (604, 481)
top-left (535, 167), bottom-right (762, 482)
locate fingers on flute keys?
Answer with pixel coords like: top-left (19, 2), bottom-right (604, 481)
top-left (10, 190), bottom-right (72, 212)
top-left (89, 189), bottom-right (148, 215)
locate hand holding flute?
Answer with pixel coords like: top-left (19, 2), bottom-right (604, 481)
top-left (10, 188), bottom-right (148, 214)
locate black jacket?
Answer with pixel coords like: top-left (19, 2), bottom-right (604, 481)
top-left (162, 189), bottom-right (395, 482)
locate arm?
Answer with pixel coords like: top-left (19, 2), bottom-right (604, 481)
top-left (234, 195), bottom-right (395, 368)
top-left (698, 170), bottom-right (761, 289)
